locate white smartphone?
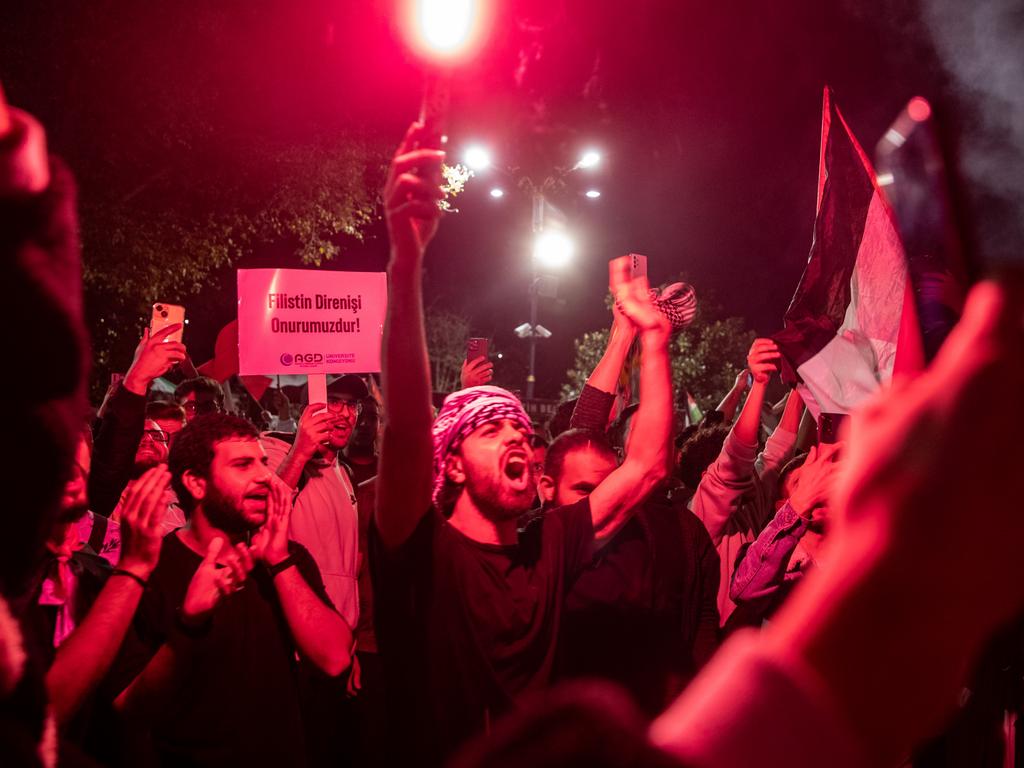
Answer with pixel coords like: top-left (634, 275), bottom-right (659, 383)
top-left (150, 303), bottom-right (185, 343)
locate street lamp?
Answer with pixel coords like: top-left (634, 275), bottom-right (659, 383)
top-left (585, 189), bottom-right (601, 199)
top-left (464, 145), bottom-right (492, 171)
top-left (576, 150), bottom-right (601, 170)
top-left (533, 230), bottom-right (574, 269)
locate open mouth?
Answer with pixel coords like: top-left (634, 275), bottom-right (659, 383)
top-left (502, 451), bottom-right (530, 487)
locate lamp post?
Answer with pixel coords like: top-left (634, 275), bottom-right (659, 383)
top-left (463, 146), bottom-right (601, 399)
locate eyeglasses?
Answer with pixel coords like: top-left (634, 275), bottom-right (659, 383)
top-left (326, 399), bottom-right (361, 414)
top-left (182, 400), bottom-right (220, 416)
top-left (142, 429), bottom-right (170, 444)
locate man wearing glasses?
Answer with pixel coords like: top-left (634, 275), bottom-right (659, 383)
top-left (174, 376), bottom-right (225, 422)
top-left (261, 374), bottom-right (367, 629)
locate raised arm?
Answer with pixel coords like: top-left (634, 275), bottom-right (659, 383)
top-left (375, 122), bottom-right (446, 549)
top-left (587, 258), bottom-right (672, 541)
top-left (89, 324), bottom-right (185, 516)
top-left (570, 303), bottom-right (637, 432)
top-left (46, 467), bottom-right (168, 724)
top-left (715, 369), bottom-right (751, 422)
top-left (689, 338), bottom-right (781, 543)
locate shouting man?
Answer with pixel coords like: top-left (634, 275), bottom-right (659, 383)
top-left (372, 122), bottom-right (673, 763)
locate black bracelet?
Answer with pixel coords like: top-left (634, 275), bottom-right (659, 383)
top-left (110, 568), bottom-right (148, 589)
top-left (267, 554), bottom-right (298, 578)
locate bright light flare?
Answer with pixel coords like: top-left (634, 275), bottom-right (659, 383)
top-left (408, 0), bottom-right (483, 60)
top-left (585, 189), bottom-right (601, 199)
top-left (489, 188), bottom-right (505, 198)
top-left (577, 150), bottom-right (601, 169)
top-left (464, 145), bottom-right (491, 170)
top-left (907, 96), bottom-right (932, 123)
top-left (534, 231), bottom-right (574, 269)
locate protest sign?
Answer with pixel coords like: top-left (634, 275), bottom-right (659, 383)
top-left (238, 268), bottom-right (387, 375)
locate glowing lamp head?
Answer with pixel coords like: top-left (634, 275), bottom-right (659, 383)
top-left (907, 96), bottom-right (932, 123)
top-left (577, 150), bottom-right (601, 169)
top-left (585, 189), bottom-right (601, 199)
top-left (534, 231), bottom-right (574, 270)
top-left (408, 0), bottom-right (484, 60)
top-left (464, 145), bottom-right (491, 170)
top-left (489, 187), bottom-right (505, 198)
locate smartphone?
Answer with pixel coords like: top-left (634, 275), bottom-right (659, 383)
top-left (746, 372), bottom-right (754, 389)
top-left (627, 253), bottom-right (648, 280)
top-left (466, 337), bottom-right (489, 363)
top-left (150, 303), bottom-right (185, 343)
top-left (817, 412), bottom-right (847, 444)
top-left (418, 73), bottom-right (450, 151)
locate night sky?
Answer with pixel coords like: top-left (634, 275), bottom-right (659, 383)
top-left (1, 1), bottom-right (988, 398)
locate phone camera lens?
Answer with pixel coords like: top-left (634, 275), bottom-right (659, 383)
top-left (161, 311), bottom-right (168, 318)
top-left (156, 305), bottom-right (163, 312)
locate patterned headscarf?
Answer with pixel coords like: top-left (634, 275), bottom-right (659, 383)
top-left (431, 386), bottom-right (534, 509)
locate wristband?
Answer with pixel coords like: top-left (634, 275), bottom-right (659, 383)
top-left (110, 568), bottom-right (148, 589)
top-left (267, 554), bottom-right (298, 578)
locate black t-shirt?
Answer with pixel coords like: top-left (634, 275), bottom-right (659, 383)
top-left (109, 532), bottom-right (334, 767)
top-left (559, 499), bottom-right (721, 717)
top-left (371, 499), bottom-right (594, 764)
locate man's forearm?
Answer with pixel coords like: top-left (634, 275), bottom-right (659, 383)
top-left (586, 323), bottom-right (636, 395)
top-left (716, 380), bottom-right (746, 422)
top-left (275, 446), bottom-right (310, 489)
top-left (383, 259), bottom-right (434, 432)
top-left (273, 567), bottom-right (352, 677)
top-left (115, 641), bottom-right (187, 718)
top-left (731, 380), bottom-right (767, 447)
top-left (47, 576), bottom-right (145, 724)
top-left (623, 331), bottom-right (672, 465)
top-left (376, 258), bottom-right (435, 546)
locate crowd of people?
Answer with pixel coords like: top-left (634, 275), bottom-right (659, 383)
top-left (2, 85), bottom-right (1023, 768)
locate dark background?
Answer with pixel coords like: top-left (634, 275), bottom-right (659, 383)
top-left (3, 0), bottom-right (1014, 398)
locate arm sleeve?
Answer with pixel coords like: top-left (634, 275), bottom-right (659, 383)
top-left (89, 384), bottom-right (147, 517)
top-left (569, 384), bottom-right (616, 432)
top-left (754, 426), bottom-right (798, 482)
top-left (729, 502), bottom-right (809, 605)
top-left (688, 430), bottom-right (759, 545)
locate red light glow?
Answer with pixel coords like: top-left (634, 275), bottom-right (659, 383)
top-left (405, 0), bottom-right (486, 61)
top-left (907, 96), bottom-right (932, 123)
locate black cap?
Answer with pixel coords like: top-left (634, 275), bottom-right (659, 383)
top-left (326, 374), bottom-right (369, 401)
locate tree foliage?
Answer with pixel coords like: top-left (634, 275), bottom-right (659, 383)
top-left (426, 306), bottom-right (472, 395)
top-left (561, 316), bottom-right (754, 412)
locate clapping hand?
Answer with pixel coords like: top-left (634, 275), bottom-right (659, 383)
top-left (117, 466), bottom-right (171, 579)
top-left (180, 538), bottom-right (254, 626)
top-left (250, 476), bottom-right (292, 566)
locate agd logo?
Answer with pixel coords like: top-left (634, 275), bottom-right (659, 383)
top-left (281, 352), bottom-right (324, 367)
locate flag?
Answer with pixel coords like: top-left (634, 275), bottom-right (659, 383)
top-left (197, 319), bottom-right (272, 403)
top-left (773, 87), bottom-right (918, 419)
